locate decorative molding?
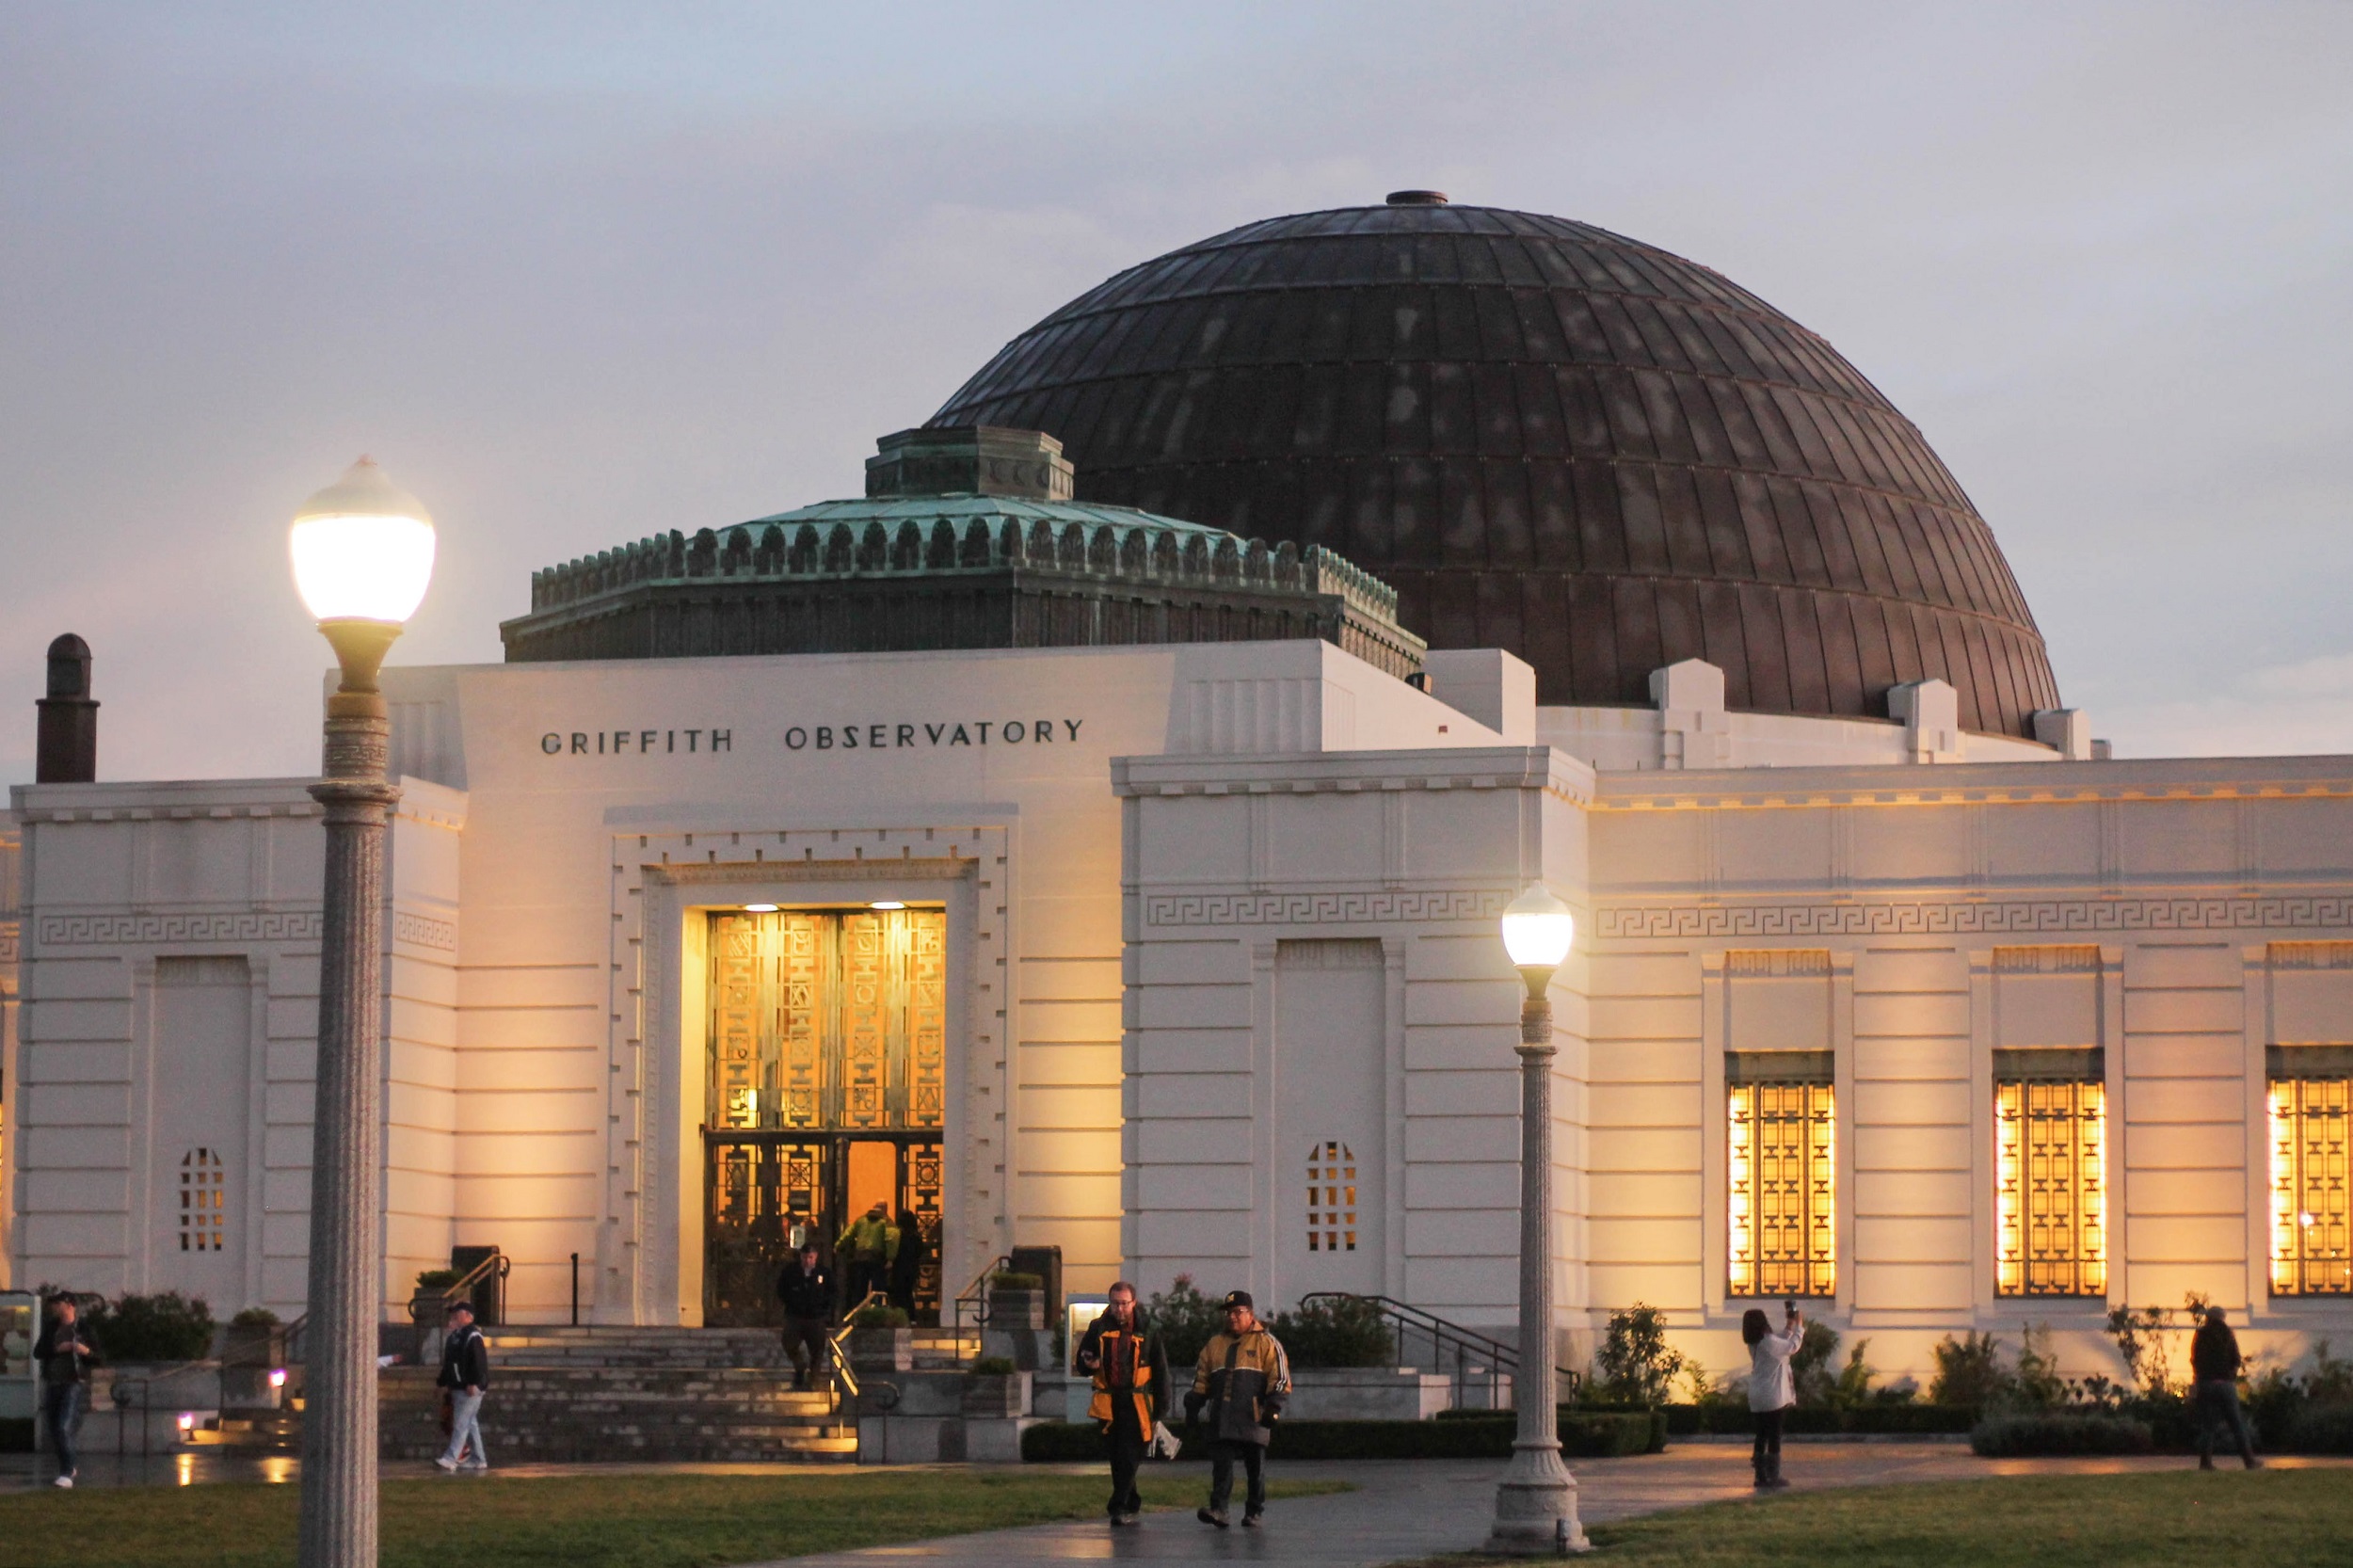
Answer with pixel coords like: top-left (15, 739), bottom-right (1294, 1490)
top-left (1273, 936), bottom-right (1386, 968)
top-left (1597, 895), bottom-right (2353, 940)
top-left (0, 920), bottom-right (16, 964)
top-left (392, 911), bottom-right (458, 952)
top-left (1993, 944), bottom-right (2101, 973)
top-left (1145, 887), bottom-right (1513, 927)
top-left (1725, 949), bottom-right (1830, 977)
top-left (36, 909), bottom-right (322, 946)
top-left (2268, 941), bottom-right (2353, 969)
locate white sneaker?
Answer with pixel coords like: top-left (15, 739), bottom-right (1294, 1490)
top-left (461, 1462), bottom-right (489, 1472)
top-left (435, 1456), bottom-right (460, 1472)
top-left (53, 1476), bottom-right (73, 1489)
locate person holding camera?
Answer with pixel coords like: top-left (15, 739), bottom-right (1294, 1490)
top-left (1742, 1301), bottom-right (1801, 1491)
top-left (1183, 1290), bottom-right (1289, 1529)
top-left (33, 1296), bottom-right (101, 1489)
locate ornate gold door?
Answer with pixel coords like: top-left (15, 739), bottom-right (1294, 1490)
top-left (703, 908), bottom-right (947, 1324)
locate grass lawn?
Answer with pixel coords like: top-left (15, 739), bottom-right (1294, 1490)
top-left (1402, 1469), bottom-right (2352, 1567)
top-left (0, 1469), bottom-right (1349, 1568)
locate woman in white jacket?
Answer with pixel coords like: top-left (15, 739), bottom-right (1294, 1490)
top-left (1742, 1304), bottom-right (1801, 1490)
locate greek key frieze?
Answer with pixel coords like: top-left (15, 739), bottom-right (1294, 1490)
top-left (35, 909), bottom-right (324, 946)
top-left (1144, 888), bottom-right (1512, 927)
top-left (1596, 896), bottom-right (2353, 940)
top-left (393, 911), bottom-right (458, 952)
top-left (0, 920), bottom-right (17, 963)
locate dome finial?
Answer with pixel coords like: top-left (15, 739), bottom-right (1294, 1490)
top-left (1385, 189), bottom-right (1449, 205)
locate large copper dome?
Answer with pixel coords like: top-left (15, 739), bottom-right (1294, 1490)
top-left (929, 197), bottom-right (2060, 735)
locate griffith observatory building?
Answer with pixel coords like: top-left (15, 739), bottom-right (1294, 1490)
top-left (4, 194), bottom-right (2348, 1379)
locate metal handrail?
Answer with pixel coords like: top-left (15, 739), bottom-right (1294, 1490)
top-left (826, 1289), bottom-right (901, 1456)
top-left (1295, 1292), bottom-right (1580, 1409)
top-left (948, 1255), bottom-right (1011, 1353)
top-left (408, 1252), bottom-right (509, 1327)
top-left (107, 1357), bottom-right (220, 1459)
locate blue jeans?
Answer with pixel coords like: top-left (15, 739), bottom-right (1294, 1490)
top-left (43, 1383), bottom-right (82, 1477)
top-left (440, 1389), bottom-right (488, 1467)
top-left (2194, 1379), bottom-right (2254, 1465)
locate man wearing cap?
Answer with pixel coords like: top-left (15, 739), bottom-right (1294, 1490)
top-left (776, 1240), bottom-right (834, 1391)
top-left (1182, 1290), bottom-right (1290, 1528)
top-left (434, 1300), bottom-right (491, 1472)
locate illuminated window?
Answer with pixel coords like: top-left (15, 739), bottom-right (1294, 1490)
top-left (1728, 1060), bottom-right (1834, 1297)
top-left (180, 1147), bottom-right (225, 1253)
top-left (1995, 1070), bottom-right (2106, 1297)
top-left (2270, 1074), bottom-right (2350, 1295)
top-left (1307, 1141), bottom-right (1357, 1253)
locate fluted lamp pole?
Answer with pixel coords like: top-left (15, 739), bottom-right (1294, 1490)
top-left (289, 457), bottom-right (436, 1568)
top-left (1488, 883), bottom-right (1588, 1555)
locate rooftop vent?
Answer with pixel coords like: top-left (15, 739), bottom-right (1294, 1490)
top-left (865, 425), bottom-right (1075, 502)
top-left (1385, 189), bottom-right (1449, 205)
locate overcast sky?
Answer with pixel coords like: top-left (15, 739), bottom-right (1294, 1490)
top-left (3, 2), bottom-right (2349, 783)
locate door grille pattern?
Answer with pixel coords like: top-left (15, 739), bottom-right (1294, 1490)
top-left (1995, 1080), bottom-right (2106, 1296)
top-left (1728, 1081), bottom-right (1834, 1297)
top-left (2271, 1077), bottom-right (2351, 1295)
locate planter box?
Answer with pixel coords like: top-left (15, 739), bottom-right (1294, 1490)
top-left (847, 1327), bottom-right (913, 1374)
top-left (961, 1371), bottom-right (1032, 1418)
top-left (1285, 1367), bottom-right (1455, 1422)
top-left (986, 1288), bottom-right (1045, 1331)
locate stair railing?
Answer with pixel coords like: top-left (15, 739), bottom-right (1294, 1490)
top-left (407, 1252), bottom-right (510, 1365)
top-left (1294, 1291), bottom-right (1580, 1410)
top-left (947, 1255), bottom-right (1011, 1357)
top-left (825, 1288), bottom-right (901, 1459)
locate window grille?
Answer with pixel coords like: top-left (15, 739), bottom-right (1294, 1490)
top-left (2270, 1077), bottom-right (2351, 1295)
top-left (1307, 1141), bottom-right (1357, 1253)
top-left (1728, 1082), bottom-right (1833, 1296)
top-left (1995, 1080), bottom-right (2106, 1296)
top-left (180, 1147), bottom-right (226, 1253)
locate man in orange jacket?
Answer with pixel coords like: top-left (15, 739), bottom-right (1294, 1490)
top-left (1076, 1281), bottom-right (1169, 1528)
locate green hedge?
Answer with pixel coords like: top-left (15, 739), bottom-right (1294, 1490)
top-left (2286, 1405), bottom-right (2353, 1454)
top-left (1537, 1402), bottom-right (1978, 1437)
top-left (1970, 1413), bottom-right (2155, 1457)
top-left (0, 1417), bottom-right (32, 1454)
top-left (1020, 1412), bottom-right (1658, 1463)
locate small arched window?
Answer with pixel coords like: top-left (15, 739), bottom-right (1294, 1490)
top-left (180, 1148), bottom-right (226, 1253)
top-left (1307, 1141), bottom-right (1357, 1253)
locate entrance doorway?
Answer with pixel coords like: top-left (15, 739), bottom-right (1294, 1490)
top-left (701, 908), bottom-right (947, 1326)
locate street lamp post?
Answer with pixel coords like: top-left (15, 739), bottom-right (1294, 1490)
top-left (1488, 883), bottom-right (1588, 1555)
top-left (289, 457), bottom-right (436, 1568)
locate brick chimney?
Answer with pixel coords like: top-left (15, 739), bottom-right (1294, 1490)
top-left (36, 633), bottom-right (97, 783)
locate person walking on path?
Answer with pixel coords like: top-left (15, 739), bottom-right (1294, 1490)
top-left (2190, 1304), bottom-right (2262, 1470)
top-left (1744, 1304), bottom-right (1801, 1491)
top-left (1077, 1281), bottom-right (1169, 1528)
top-left (434, 1300), bottom-right (491, 1473)
top-left (888, 1208), bottom-right (926, 1317)
top-left (1183, 1290), bottom-right (1289, 1529)
top-left (33, 1296), bottom-right (100, 1488)
top-left (776, 1240), bottom-right (835, 1391)
top-left (837, 1201), bottom-right (896, 1306)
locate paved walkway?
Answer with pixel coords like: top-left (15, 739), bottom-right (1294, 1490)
top-left (7, 1444), bottom-right (2344, 1565)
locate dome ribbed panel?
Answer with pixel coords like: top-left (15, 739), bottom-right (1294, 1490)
top-left (931, 203), bottom-right (2059, 733)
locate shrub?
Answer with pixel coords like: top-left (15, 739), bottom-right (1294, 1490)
top-left (1930, 1330), bottom-right (2009, 1407)
top-left (988, 1272), bottom-right (1044, 1291)
top-left (1971, 1412), bottom-right (2154, 1457)
top-left (2286, 1404), bottom-right (2353, 1454)
top-left (95, 1291), bottom-right (216, 1362)
top-left (969, 1355), bottom-right (1016, 1377)
top-left (228, 1307), bottom-right (280, 1330)
top-left (1143, 1274), bottom-right (1225, 1373)
top-left (414, 1268), bottom-right (463, 1292)
top-left (2010, 1322), bottom-right (2067, 1411)
top-left (1270, 1295), bottom-right (1395, 1369)
top-left (1591, 1304), bottom-right (1685, 1406)
top-left (1790, 1320), bottom-right (1842, 1408)
top-left (849, 1303), bottom-right (909, 1329)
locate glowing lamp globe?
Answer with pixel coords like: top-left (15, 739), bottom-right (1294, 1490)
top-left (289, 456), bottom-right (436, 625)
top-left (1500, 884), bottom-right (1576, 972)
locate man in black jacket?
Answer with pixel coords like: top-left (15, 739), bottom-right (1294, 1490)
top-left (2190, 1305), bottom-right (2261, 1470)
top-left (776, 1240), bottom-right (833, 1391)
top-left (33, 1296), bottom-right (100, 1488)
top-left (434, 1300), bottom-right (491, 1472)
top-left (1077, 1282), bottom-right (1169, 1528)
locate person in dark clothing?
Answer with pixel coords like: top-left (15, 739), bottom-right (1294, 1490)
top-left (776, 1240), bottom-right (834, 1390)
top-left (887, 1208), bottom-right (925, 1317)
top-left (2189, 1305), bottom-right (2261, 1470)
top-left (33, 1296), bottom-right (100, 1488)
top-left (1077, 1281), bottom-right (1169, 1527)
top-left (1183, 1290), bottom-right (1289, 1528)
top-left (434, 1300), bottom-right (492, 1472)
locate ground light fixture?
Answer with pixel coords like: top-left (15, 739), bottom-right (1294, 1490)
top-left (870, 900), bottom-right (906, 910)
top-left (1487, 882), bottom-right (1588, 1555)
top-left (290, 455), bottom-right (435, 1568)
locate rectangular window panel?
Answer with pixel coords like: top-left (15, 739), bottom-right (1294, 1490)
top-left (2271, 1077), bottom-right (2352, 1295)
top-left (1995, 1079), bottom-right (2106, 1296)
top-left (1729, 1080), bottom-right (1834, 1297)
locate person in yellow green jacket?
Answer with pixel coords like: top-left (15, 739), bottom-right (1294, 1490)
top-left (1075, 1281), bottom-right (1169, 1528)
top-left (1183, 1290), bottom-right (1290, 1528)
top-left (837, 1201), bottom-right (896, 1304)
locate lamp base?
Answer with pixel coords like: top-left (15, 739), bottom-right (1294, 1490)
top-left (1485, 1442), bottom-right (1589, 1556)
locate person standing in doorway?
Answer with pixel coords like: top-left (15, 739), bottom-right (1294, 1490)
top-left (838, 1201), bottom-right (894, 1305)
top-left (1183, 1290), bottom-right (1289, 1529)
top-left (776, 1240), bottom-right (834, 1391)
top-left (1743, 1304), bottom-right (1801, 1490)
top-left (33, 1296), bottom-right (100, 1488)
top-left (888, 1208), bottom-right (925, 1317)
top-left (435, 1300), bottom-right (491, 1473)
top-left (2191, 1304), bottom-right (2262, 1470)
top-left (1078, 1281), bottom-right (1169, 1528)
